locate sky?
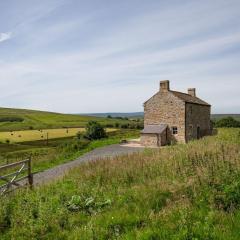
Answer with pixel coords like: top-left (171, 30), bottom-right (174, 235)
top-left (0, 0), bottom-right (239, 114)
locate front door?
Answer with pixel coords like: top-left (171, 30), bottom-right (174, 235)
top-left (197, 126), bottom-right (200, 139)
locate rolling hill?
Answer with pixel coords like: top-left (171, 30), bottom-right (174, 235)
top-left (81, 112), bottom-right (240, 120)
top-left (0, 107), bottom-right (128, 132)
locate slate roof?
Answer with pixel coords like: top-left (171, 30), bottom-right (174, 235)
top-left (170, 91), bottom-right (210, 106)
top-left (144, 90), bottom-right (210, 106)
top-left (141, 124), bottom-right (167, 134)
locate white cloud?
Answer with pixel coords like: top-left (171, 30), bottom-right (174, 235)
top-left (0, 0), bottom-right (239, 113)
top-left (0, 32), bottom-right (12, 42)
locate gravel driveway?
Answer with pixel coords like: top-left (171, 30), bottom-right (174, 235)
top-left (32, 144), bottom-right (144, 186)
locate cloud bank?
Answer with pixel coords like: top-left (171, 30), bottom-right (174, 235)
top-left (0, 0), bottom-right (239, 113)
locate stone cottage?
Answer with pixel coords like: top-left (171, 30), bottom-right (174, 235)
top-left (141, 80), bottom-right (211, 147)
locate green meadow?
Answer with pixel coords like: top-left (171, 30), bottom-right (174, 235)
top-left (0, 129), bottom-right (240, 239)
top-left (0, 107), bottom-right (131, 132)
top-left (0, 107), bottom-right (141, 173)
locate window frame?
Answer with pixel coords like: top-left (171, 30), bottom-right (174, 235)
top-left (171, 126), bottom-right (178, 135)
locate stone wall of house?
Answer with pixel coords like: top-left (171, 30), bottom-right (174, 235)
top-left (140, 133), bottom-right (158, 146)
top-left (185, 103), bottom-right (211, 142)
top-left (143, 91), bottom-right (186, 143)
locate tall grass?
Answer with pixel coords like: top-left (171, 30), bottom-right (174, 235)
top-left (0, 128), bottom-right (240, 239)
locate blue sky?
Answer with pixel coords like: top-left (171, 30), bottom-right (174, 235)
top-left (0, 0), bottom-right (239, 113)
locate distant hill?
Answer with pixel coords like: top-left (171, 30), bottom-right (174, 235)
top-left (0, 107), bottom-right (129, 132)
top-left (80, 112), bottom-right (240, 120)
top-left (80, 112), bottom-right (144, 118)
top-left (212, 114), bottom-right (240, 121)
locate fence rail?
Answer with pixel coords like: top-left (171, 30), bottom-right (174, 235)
top-left (0, 158), bottom-right (33, 195)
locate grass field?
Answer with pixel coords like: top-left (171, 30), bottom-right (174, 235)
top-left (0, 107), bottom-right (131, 132)
top-left (0, 128), bottom-right (240, 239)
top-left (0, 129), bottom-right (140, 172)
top-left (0, 128), bottom-right (116, 143)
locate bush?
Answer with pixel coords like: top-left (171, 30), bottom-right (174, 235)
top-left (214, 117), bottom-right (240, 128)
top-left (85, 121), bottom-right (106, 140)
top-left (213, 175), bottom-right (240, 212)
top-left (61, 139), bottom-right (89, 152)
top-left (120, 124), bottom-right (129, 129)
top-left (0, 117), bottom-right (24, 122)
top-left (105, 124), bottom-right (114, 128)
top-left (76, 131), bottom-right (82, 140)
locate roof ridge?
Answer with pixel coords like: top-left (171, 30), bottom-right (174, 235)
top-left (170, 90), bottom-right (210, 106)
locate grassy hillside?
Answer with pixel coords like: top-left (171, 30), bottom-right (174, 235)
top-left (0, 129), bottom-right (140, 173)
top-left (0, 107), bottom-right (129, 132)
top-left (0, 128), bottom-right (240, 239)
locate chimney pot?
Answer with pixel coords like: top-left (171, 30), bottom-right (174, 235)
top-left (188, 88), bottom-right (196, 97)
top-left (160, 80), bottom-right (170, 92)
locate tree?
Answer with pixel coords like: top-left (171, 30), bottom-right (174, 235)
top-left (76, 131), bottom-right (82, 140)
top-left (85, 121), bottom-right (106, 140)
top-left (214, 117), bottom-right (240, 128)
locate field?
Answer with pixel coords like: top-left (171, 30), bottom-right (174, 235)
top-left (0, 128), bottom-right (240, 239)
top-left (0, 129), bottom-right (140, 172)
top-left (0, 128), bottom-right (116, 143)
top-left (0, 107), bottom-right (140, 173)
top-left (0, 107), bottom-right (132, 132)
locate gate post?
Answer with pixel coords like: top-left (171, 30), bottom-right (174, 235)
top-left (28, 157), bottom-right (33, 189)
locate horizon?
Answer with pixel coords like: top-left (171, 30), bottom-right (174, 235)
top-left (0, 0), bottom-right (240, 113)
top-left (0, 105), bottom-right (239, 115)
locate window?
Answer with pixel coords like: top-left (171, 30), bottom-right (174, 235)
top-left (172, 126), bottom-right (178, 135)
top-left (190, 106), bottom-right (193, 114)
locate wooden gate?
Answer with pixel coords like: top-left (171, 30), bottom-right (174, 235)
top-left (0, 158), bottom-right (33, 195)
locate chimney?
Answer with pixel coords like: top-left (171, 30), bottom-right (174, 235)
top-left (188, 88), bottom-right (196, 97)
top-left (160, 80), bottom-right (170, 92)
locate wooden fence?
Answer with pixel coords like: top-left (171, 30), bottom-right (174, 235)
top-left (0, 158), bottom-right (33, 195)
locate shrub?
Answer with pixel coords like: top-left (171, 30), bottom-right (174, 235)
top-left (213, 175), bottom-right (240, 211)
top-left (120, 124), bottom-right (129, 129)
top-left (0, 117), bottom-right (24, 122)
top-left (214, 117), bottom-right (240, 128)
top-left (105, 124), bottom-right (114, 128)
top-left (76, 131), bottom-right (81, 140)
top-left (85, 121), bottom-right (106, 140)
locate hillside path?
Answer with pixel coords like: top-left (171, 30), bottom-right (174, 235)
top-left (32, 144), bottom-right (144, 186)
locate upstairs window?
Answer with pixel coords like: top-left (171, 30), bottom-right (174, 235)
top-left (172, 126), bottom-right (178, 135)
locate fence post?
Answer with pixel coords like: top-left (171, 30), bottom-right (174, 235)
top-left (28, 157), bottom-right (33, 189)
